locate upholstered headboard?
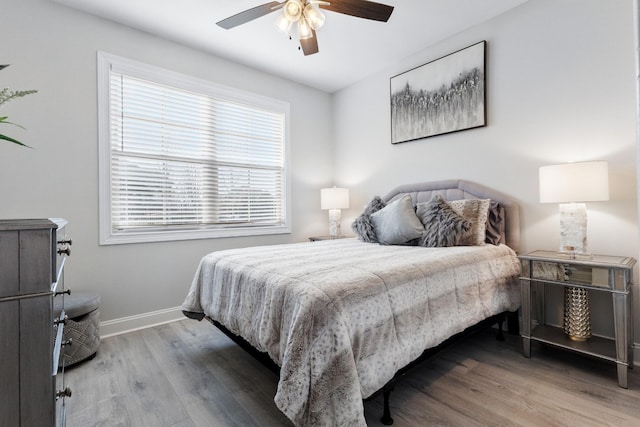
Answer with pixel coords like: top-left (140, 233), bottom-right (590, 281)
top-left (382, 179), bottom-right (521, 253)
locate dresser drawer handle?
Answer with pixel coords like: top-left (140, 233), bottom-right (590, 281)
top-left (58, 238), bottom-right (72, 246)
top-left (57, 245), bottom-right (71, 256)
top-left (55, 289), bottom-right (71, 297)
top-left (54, 315), bottom-right (68, 326)
top-left (56, 387), bottom-right (72, 400)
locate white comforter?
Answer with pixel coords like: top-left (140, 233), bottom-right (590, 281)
top-left (181, 239), bottom-right (521, 426)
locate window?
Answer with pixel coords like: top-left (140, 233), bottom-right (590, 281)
top-left (98, 52), bottom-right (290, 244)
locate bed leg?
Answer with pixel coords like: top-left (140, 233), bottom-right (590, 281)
top-left (496, 317), bottom-right (505, 342)
top-left (507, 310), bottom-right (520, 335)
top-left (381, 387), bottom-right (394, 425)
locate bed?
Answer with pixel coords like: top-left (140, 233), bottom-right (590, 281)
top-left (182, 179), bottom-right (522, 426)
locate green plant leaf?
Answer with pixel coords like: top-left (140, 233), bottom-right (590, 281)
top-left (0, 71), bottom-right (37, 148)
top-left (0, 117), bottom-right (26, 130)
top-left (0, 133), bottom-right (32, 148)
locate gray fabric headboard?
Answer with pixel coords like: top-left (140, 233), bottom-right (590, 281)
top-left (382, 179), bottom-right (521, 253)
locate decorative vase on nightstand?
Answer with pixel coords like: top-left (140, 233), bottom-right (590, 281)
top-left (563, 287), bottom-right (591, 341)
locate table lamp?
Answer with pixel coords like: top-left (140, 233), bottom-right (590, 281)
top-left (539, 160), bottom-right (609, 341)
top-left (539, 161), bottom-right (609, 254)
top-left (321, 187), bottom-right (349, 237)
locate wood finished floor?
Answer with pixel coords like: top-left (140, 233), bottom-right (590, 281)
top-left (64, 319), bottom-right (640, 426)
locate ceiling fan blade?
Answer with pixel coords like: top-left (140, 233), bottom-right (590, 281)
top-left (217, 1), bottom-right (284, 29)
top-left (319, 0), bottom-right (394, 22)
top-left (300, 30), bottom-right (319, 56)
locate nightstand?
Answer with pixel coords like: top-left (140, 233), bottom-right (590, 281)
top-left (519, 250), bottom-right (636, 388)
top-left (308, 236), bottom-right (348, 242)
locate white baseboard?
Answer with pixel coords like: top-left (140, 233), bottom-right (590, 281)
top-left (100, 306), bottom-right (185, 338)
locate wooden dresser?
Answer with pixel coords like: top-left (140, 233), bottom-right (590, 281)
top-left (0, 219), bottom-right (72, 426)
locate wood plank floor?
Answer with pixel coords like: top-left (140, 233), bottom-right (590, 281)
top-left (64, 319), bottom-right (640, 426)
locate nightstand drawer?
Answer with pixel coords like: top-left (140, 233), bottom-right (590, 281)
top-left (526, 261), bottom-right (596, 286)
top-left (522, 250), bottom-right (634, 291)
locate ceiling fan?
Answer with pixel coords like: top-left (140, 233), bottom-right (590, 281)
top-left (216, 0), bottom-right (394, 56)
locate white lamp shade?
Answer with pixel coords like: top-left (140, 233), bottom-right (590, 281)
top-left (321, 187), bottom-right (349, 210)
top-left (539, 161), bottom-right (609, 203)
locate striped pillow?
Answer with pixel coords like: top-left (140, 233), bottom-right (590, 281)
top-left (416, 195), bottom-right (472, 247)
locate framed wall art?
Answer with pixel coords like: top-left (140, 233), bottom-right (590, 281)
top-left (390, 41), bottom-right (486, 144)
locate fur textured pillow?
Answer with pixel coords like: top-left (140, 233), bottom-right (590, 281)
top-left (416, 195), bottom-right (473, 247)
top-left (448, 198), bottom-right (491, 246)
top-left (351, 196), bottom-right (386, 242)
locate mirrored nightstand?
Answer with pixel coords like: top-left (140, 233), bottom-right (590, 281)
top-left (519, 250), bottom-right (636, 388)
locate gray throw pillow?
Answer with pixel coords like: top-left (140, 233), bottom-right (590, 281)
top-left (370, 194), bottom-right (424, 245)
top-left (416, 195), bottom-right (472, 247)
top-left (485, 201), bottom-right (505, 245)
top-left (351, 196), bottom-right (386, 242)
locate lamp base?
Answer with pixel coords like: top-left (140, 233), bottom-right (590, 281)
top-left (328, 209), bottom-right (342, 237)
top-left (559, 203), bottom-right (587, 254)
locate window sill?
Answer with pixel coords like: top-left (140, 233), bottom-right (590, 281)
top-left (99, 224), bottom-right (291, 245)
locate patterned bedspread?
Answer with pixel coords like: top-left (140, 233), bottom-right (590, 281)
top-left (181, 239), bottom-right (521, 426)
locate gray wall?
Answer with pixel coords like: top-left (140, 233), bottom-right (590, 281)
top-left (332, 0), bottom-right (639, 343)
top-left (1, 0), bottom-right (334, 329)
top-left (3, 0), bottom-right (639, 348)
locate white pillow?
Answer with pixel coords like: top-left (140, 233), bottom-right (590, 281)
top-left (370, 194), bottom-right (424, 245)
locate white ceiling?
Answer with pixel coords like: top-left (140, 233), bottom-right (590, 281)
top-left (52, 0), bottom-right (529, 93)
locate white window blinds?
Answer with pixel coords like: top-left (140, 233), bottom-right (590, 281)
top-left (98, 53), bottom-right (290, 244)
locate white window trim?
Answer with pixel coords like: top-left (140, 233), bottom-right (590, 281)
top-left (97, 52), bottom-right (291, 245)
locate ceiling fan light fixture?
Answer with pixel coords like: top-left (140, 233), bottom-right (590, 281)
top-left (297, 16), bottom-right (313, 39)
top-left (303, 4), bottom-right (325, 30)
top-left (275, 13), bottom-right (293, 33)
top-left (283, 0), bottom-right (303, 22)
top-left (216, 0), bottom-right (394, 56)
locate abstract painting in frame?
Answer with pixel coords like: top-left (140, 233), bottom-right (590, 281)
top-left (390, 41), bottom-right (486, 144)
